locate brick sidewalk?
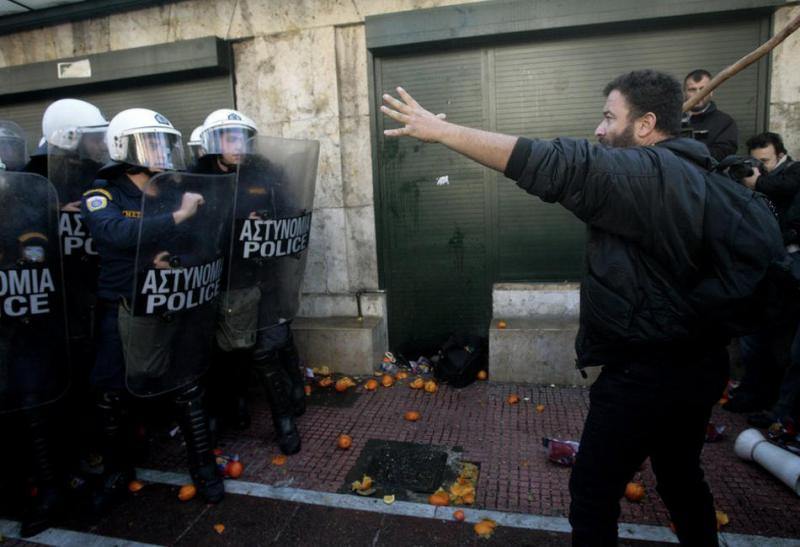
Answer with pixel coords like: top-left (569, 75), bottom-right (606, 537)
top-left (142, 377), bottom-right (800, 541)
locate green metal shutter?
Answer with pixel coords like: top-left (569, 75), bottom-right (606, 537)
top-left (0, 74), bottom-right (234, 155)
top-left (375, 15), bottom-right (768, 356)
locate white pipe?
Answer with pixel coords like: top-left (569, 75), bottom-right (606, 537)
top-left (734, 428), bottom-right (800, 496)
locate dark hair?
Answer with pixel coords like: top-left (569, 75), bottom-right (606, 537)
top-left (603, 70), bottom-right (683, 137)
top-left (684, 69), bottom-right (712, 85)
top-left (746, 131), bottom-right (787, 155)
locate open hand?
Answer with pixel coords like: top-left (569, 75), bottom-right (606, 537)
top-left (380, 87), bottom-right (447, 143)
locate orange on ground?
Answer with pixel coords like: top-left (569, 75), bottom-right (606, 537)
top-left (404, 410), bottom-right (421, 422)
top-left (337, 434), bottom-right (353, 449)
top-left (213, 524), bottom-right (225, 534)
top-left (335, 377), bottom-right (354, 392)
top-left (474, 519), bottom-right (497, 538)
top-left (453, 510), bottom-right (465, 522)
top-left (128, 480), bottom-right (144, 493)
top-left (429, 489), bottom-right (450, 506)
top-left (271, 454), bottom-right (288, 466)
top-left (381, 374), bottom-right (394, 387)
top-left (226, 461), bottom-right (243, 479)
top-left (507, 394), bottom-right (520, 405)
top-left (477, 370), bottom-right (488, 380)
top-left (178, 484), bottom-right (196, 501)
top-left (535, 403), bottom-right (545, 413)
top-left (624, 482), bottom-right (645, 502)
top-left (424, 380), bottom-right (438, 393)
top-left (409, 378), bottom-right (425, 389)
top-left (364, 378), bottom-right (379, 391)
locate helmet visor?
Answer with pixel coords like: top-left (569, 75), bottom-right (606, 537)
top-left (203, 127), bottom-right (256, 158)
top-left (0, 136), bottom-right (26, 171)
top-left (121, 131), bottom-right (185, 171)
top-left (77, 128), bottom-right (109, 164)
top-left (0, 121), bottom-right (26, 171)
top-left (187, 143), bottom-right (206, 164)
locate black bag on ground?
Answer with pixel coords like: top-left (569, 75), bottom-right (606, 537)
top-left (434, 334), bottom-right (487, 388)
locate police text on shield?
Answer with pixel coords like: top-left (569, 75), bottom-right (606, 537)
top-left (0, 267), bottom-right (56, 318)
top-left (238, 212), bottom-right (312, 259)
top-left (139, 258), bottom-right (223, 315)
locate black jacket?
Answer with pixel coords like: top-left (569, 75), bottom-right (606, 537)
top-left (684, 102), bottom-right (739, 161)
top-left (757, 157), bottom-right (800, 245)
top-left (504, 136), bottom-right (783, 368)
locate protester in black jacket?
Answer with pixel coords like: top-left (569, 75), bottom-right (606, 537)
top-left (380, 70), bottom-right (784, 547)
top-left (683, 69), bottom-right (739, 161)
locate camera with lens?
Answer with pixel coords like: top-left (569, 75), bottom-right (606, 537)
top-left (717, 155), bottom-right (766, 183)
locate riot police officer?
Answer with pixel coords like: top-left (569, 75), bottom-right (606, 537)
top-left (186, 125), bottom-right (206, 168)
top-left (42, 99), bottom-right (109, 385)
top-left (81, 108), bottom-right (226, 509)
top-left (1, 120), bottom-right (72, 537)
top-left (195, 109), bottom-right (314, 455)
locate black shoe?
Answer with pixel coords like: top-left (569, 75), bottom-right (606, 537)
top-left (191, 463), bottom-right (224, 504)
top-left (90, 470), bottom-right (132, 516)
top-left (275, 415), bottom-right (301, 455)
top-left (20, 485), bottom-right (62, 538)
top-left (748, 411), bottom-right (779, 429)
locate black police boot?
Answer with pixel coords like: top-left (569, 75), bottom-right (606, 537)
top-left (229, 349), bottom-right (252, 430)
top-left (174, 385), bottom-right (224, 504)
top-left (20, 409), bottom-right (63, 538)
top-left (279, 340), bottom-right (306, 417)
top-left (91, 391), bottom-right (135, 516)
top-left (254, 353), bottom-right (301, 455)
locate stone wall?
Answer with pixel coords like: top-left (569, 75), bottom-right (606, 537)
top-left (770, 5), bottom-right (800, 157)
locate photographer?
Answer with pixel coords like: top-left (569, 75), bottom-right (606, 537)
top-left (725, 132), bottom-right (800, 426)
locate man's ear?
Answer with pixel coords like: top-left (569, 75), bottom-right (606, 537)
top-left (636, 112), bottom-right (658, 137)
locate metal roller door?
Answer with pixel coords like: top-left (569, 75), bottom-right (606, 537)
top-left (375, 14), bottom-right (770, 355)
top-left (0, 75), bottom-right (234, 156)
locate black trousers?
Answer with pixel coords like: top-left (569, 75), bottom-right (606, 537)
top-left (569, 348), bottom-right (728, 547)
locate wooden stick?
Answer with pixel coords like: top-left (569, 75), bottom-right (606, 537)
top-left (683, 11), bottom-right (800, 112)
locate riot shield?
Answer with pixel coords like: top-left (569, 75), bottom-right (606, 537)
top-left (125, 172), bottom-right (235, 397)
top-left (0, 172), bottom-right (69, 414)
top-left (221, 136), bottom-right (318, 346)
top-left (48, 146), bottom-right (105, 348)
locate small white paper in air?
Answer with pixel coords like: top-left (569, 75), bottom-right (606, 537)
top-left (435, 176), bottom-right (450, 186)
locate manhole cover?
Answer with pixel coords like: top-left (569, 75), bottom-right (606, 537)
top-left (340, 440), bottom-right (466, 501)
top-left (306, 386), bottom-right (360, 408)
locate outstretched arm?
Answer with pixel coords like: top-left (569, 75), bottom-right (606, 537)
top-left (381, 87), bottom-right (517, 173)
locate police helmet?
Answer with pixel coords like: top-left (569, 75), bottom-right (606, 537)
top-left (42, 99), bottom-right (108, 153)
top-left (105, 108), bottom-right (185, 171)
top-left (0, 120), bottom-right (27, 171)
top-left (200, 109), bottom-right (258, 157)
top-left (187, 124), bottom-right (206, 163)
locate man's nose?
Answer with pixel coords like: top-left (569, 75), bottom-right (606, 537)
top-left (594, 123), bottom-right (605, 137)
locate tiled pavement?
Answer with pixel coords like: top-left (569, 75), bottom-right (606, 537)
top-left (147, 377), bottom-right (800, 540)
top-left (2, 376), bottom-right (799, 545)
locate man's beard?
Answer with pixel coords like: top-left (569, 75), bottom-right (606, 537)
top-left (599, 123), bottom-right (636, 148)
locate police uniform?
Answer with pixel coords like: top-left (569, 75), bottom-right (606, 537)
top-left (81, 167), bottom-right (223, 508)
top-left (194, 155), bottom-right (305, 454)
top-left (0, 173), bottom-right (69, 537)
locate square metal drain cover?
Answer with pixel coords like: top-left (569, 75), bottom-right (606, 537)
top-left (306, 386), bottom-right (360, 408)
top-left (340, 440), bottom-right (463, 501)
